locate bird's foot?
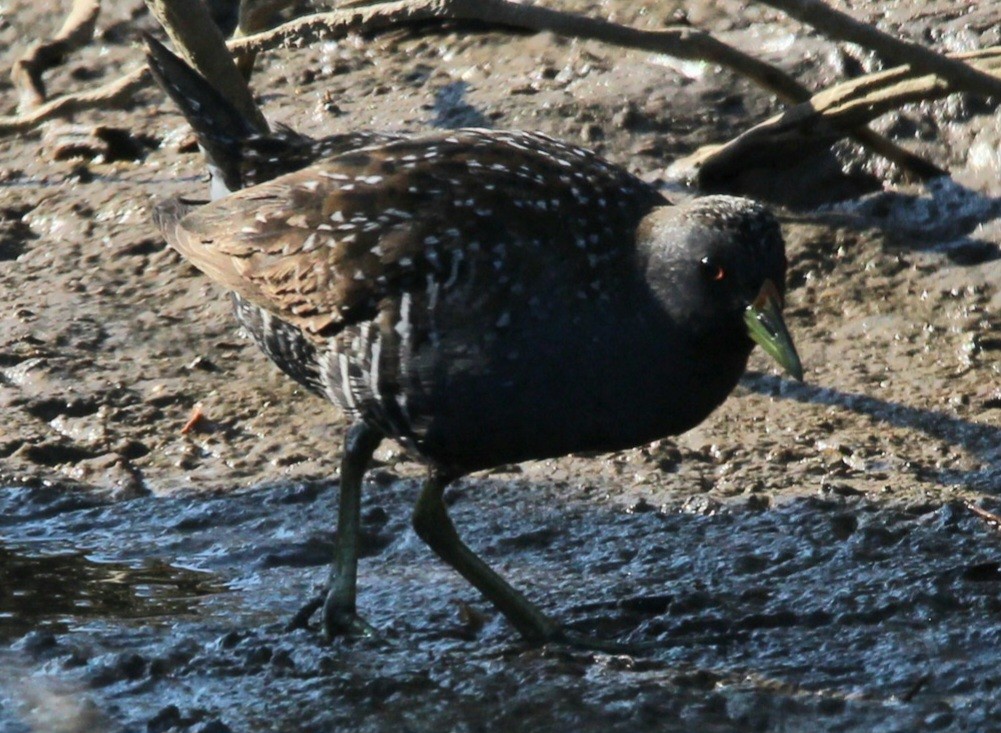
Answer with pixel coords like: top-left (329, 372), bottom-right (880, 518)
top-left (286, 594), bottom-right (324, 631)
top-left (542, 627), bottom-right (659, 656)
top-left (322, 604), bottom-right (378, 640)
top-left (286, 592), bottom-right (378, 639)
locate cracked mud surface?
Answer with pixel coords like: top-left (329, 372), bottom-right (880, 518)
top-left (0, 1), bottom-right (999, 731)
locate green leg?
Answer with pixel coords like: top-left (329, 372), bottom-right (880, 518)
top-left (412, 470), bottom-right (565, 644)
top-left (321, 421), bottom-right (382, 638)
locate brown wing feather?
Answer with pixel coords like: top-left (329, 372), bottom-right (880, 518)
top-left (158, 129), bottom-right (666, 342)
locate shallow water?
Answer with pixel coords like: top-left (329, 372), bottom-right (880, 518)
top-left (2, 477), bottom-right (1001, 732)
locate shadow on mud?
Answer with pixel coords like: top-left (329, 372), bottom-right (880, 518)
top-left (825, 177), bottom-right (1001, 263)
top-left (743, 371), bottom-right (1001, 488)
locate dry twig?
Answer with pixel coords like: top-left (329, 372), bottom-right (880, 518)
top-left (146, 0), bottom-right (269, 132)
top-left (180, 402), bottom-right (205, 435)
top-left (2, 0), bottom-right (992, 185)
top-left (225, 0), bottom-right (945, 180)
top-left (679, 48), bottom-right (1001, 188)
top-left (756, 0), bottom-right (1001, 100)
top-left (233, 0), bottom-right (300, 76)
top-left (965, 501), bottom-right (1001, 530)
top-left (0, 66), bottom-right (148, 137)
top-left (10, 0), bottom-right (101, 112)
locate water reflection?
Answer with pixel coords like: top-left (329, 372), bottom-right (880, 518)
top-left (0, 544), bottom-right (222, 641)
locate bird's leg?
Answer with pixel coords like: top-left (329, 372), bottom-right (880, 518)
top-left (322, 421), bottom-right (383, 637)
top-left (289, 421), bottom-right (382, 637)
top-left (412, 470), bottom-right (565, 645)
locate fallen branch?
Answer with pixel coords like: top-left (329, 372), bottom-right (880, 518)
top-left (232, 0), bottom-right (299, 76)
top-left (146, 0), bottom-right (269, 132)
top-left (756, 0), bottom-right (1001, 100)
top-left (10, 0), bottom-right (101, 112)
top-left (0, 66), bottom-right (148, 137)
top-left (678, 48), bottom-right (1001, 188)
top-left (965, 501), bottom-right (1001, 530)
top-left (0, 0), bottom-right (983, 185)
top-left (222, 0), bottom-right (946, 180)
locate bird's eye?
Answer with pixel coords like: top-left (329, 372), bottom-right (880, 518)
top-left (700, 257), bottom-right (726, 282)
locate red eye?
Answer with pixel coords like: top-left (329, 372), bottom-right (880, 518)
top-left (700, 257), bottom-right (726, 282)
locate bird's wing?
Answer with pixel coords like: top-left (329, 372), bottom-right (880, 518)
top-left (157, 129), bottom-right (666, 341)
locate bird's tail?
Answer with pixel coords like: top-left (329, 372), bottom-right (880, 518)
top-left (145, 33), bottom-right (262, 197)
top-left (152, 196), bottom-right (203, 240)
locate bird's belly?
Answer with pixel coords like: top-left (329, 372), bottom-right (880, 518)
top-left (233, 295), bottom-right (749, 474)
top-left (399, 329), bottom-right (750, 473)
top-left (415, 371), bottom-right (735, 472)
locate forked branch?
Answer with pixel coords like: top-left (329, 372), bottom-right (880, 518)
top-left (4, 0), bottom-right (996, 186)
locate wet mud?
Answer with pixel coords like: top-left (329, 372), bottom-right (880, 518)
top-left (1, 0), bottom-right (1000, 731)
top-left (3, 479), bottom-right (1001, 732)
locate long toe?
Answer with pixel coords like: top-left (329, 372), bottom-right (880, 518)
top-left (548, 628), bottom-right (661, 655)
top-left (322, 593), bottom-right (378, 639)
top-left (286, 594), bottom-right (324, 631)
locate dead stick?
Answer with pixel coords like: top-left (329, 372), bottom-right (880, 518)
top-left (11, 0), bottom-right (101, 112)
top-left (965, 502), bottom-right (1001, 529)
top-left (756, 0), bottom-right (1001, 99)
top-left (145, 0), bottom-right (269, 133)
top-left (0, 66), bottom-right (148, 136)
top-left (226, 0), bottom-right (829, 106)
top-left (232, 0), bottom-right (299, 76)
top-left (0, 0), bottom-right (984, 183)
top-left (681, 51), bottom-right (1001, 186)
top-left (225, 0), bottom-right (938, 179)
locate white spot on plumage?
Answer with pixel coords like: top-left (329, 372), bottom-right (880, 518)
top-left (369, 331), bottom-right (382, 395)
top-left (338, 353), bottom-right (356, 408)
top-left (444, 250), bottom-right (463, 288)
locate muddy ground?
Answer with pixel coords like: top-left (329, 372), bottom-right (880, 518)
top-left (0, 0), bottom-right (1000, 731)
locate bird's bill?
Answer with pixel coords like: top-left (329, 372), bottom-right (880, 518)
top-left (743, 280), bottom-right (804, 381)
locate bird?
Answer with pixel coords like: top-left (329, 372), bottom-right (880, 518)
top-left (146, 36), bottom-right (803, 647)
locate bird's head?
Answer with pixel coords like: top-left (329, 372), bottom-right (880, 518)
top-left (637, 195), bottom-right (803, 381)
